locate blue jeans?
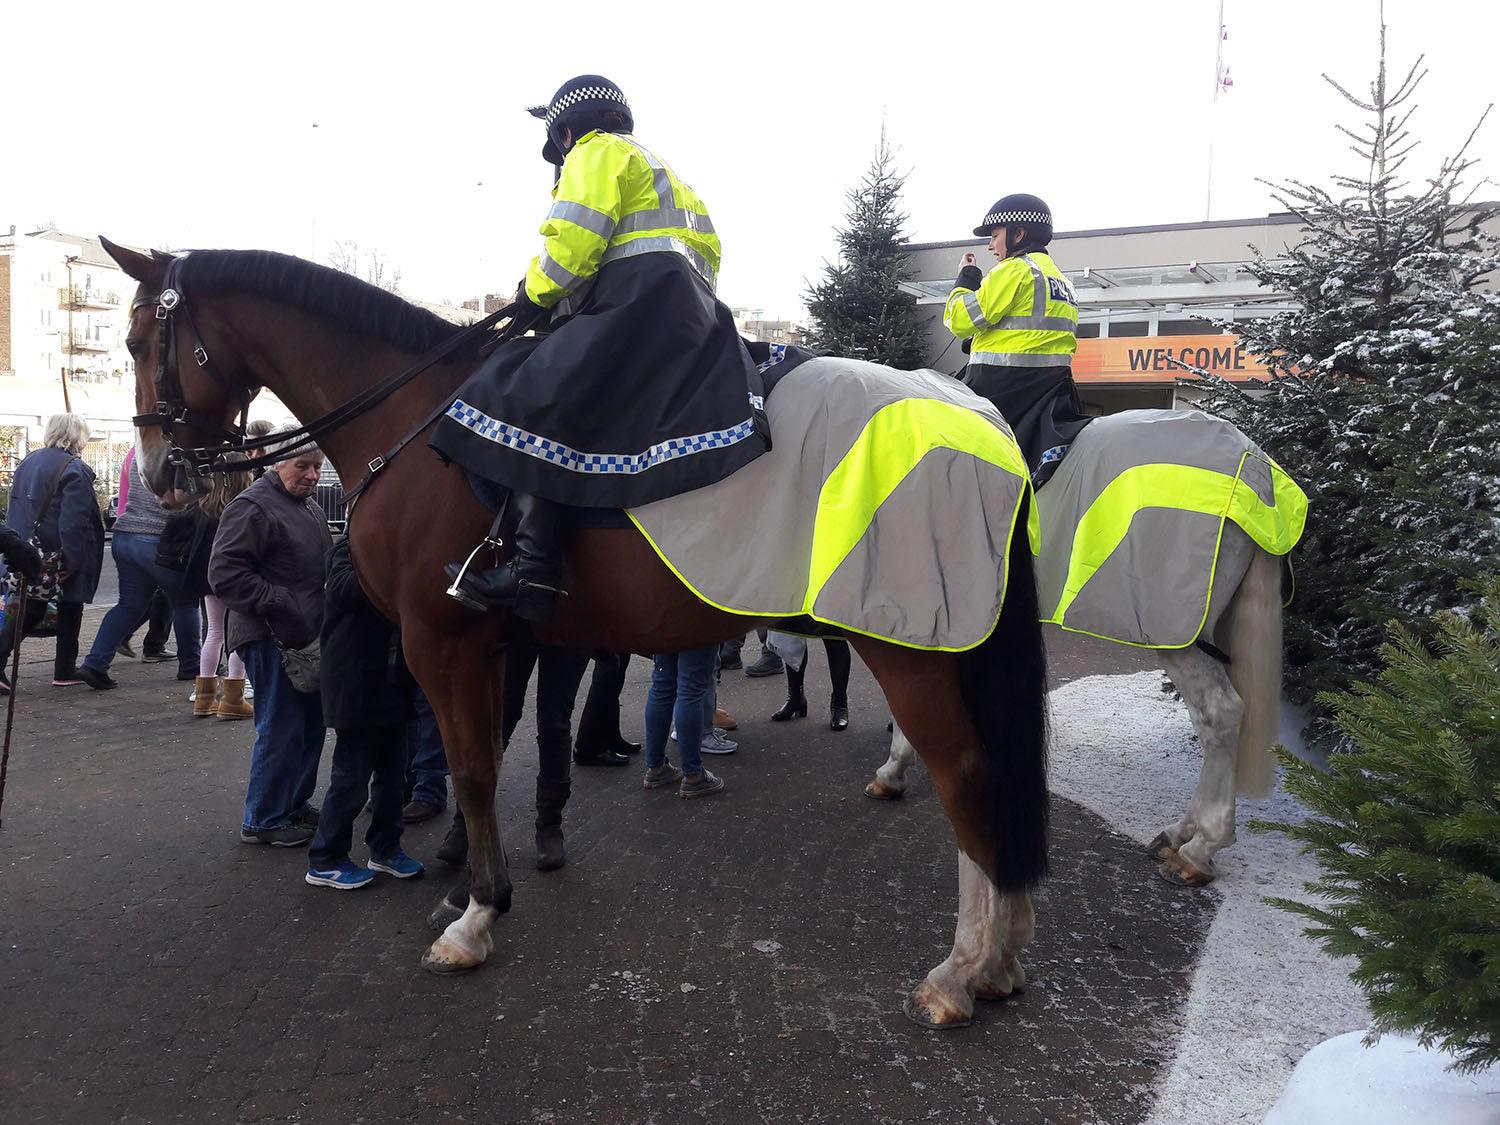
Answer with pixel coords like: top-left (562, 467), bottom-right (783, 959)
top-left (404, 686), bottom-right (449, 806)
top-left (83, 530), bottom-right (202, 678)
top-left (309, 723), bottom-right (405, 868)
top-left (240, 639), bottom-right (326, 831)
top-left (644, 645), bottom-right (718, 777)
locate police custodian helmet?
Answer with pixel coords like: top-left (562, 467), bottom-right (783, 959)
top-left (527, 75), bottom-right (634, 166)
top-left (972, 193), bottom-right (1054, 241)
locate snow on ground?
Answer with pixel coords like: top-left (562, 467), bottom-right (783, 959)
top-left (1048, 671), bottom-right (1369, 1125)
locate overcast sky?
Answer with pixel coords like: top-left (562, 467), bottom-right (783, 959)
top-left (3, 0), bottom-right (1495, 319)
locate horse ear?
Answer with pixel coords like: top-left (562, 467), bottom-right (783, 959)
top-left (99, 235), bottom-right (168, 287)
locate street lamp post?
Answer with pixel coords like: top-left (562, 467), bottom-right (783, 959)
top-left (61, 255), bottom-right (76, 413)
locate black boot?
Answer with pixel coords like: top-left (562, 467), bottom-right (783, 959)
top-left (436, 808), bottom-right (469, 867)
top-left (829, 696), bottom-right (849, 732)
top-left (534, 777), bottom-right (571, 872)
top-left (771, 656), bottom-right (809, 722)
top-left (445, 492), bottom-right (564, 622)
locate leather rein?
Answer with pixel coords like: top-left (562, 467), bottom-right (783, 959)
top-left (131, 257), bottom-right (517, 506)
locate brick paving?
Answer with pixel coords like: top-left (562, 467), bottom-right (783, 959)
top-left (0, 611), bottom-right (1213, 1125)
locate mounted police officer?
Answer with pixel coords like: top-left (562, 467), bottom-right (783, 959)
top-left (944, 193), bottom-right (1090, 487)
top-left (433, 75), bottom-right (770, 621)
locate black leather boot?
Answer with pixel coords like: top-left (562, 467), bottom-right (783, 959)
top-left (534, 777), bottom-right (571, 872)
top-left (771, 656), bottom-right (809, 722)
top-left (445, 492), bottom-right (564, 622)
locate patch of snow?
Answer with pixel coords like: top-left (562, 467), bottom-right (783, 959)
top-left (753, 940), bottom-right (783, 955)
top-left (1046, 672), bottom-right (1369, 1125)
top-left (1264, 1031), bottom-right (1500, 1124)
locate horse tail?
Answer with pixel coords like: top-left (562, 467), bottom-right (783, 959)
top-left (957, 493), bottom-right (1050, 891)
top-left (1226, 547), bottom-right (1282, 798)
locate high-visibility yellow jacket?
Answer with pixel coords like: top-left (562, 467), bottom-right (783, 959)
top-left (524, 130), bottom-right (720, 310)
top-left (944, 251), bottom-right (1079, 367)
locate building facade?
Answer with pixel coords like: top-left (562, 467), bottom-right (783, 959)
top-left (900, 212), bottom-right (1307, 413)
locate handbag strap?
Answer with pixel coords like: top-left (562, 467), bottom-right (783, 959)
top-left (28, 455), bottom-right (78, 542)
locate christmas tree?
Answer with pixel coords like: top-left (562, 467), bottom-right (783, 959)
top-left (1191, 12), bottom-right (1500, 704)
top-left (1255, 576), bottom-right (1500, 1072)
top-left (804, 131), bottom-right (928, 369)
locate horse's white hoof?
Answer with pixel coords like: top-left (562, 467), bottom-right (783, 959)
top-left (864, 778), bottom-right (904, 800)
top-left (903, 981), bottom-right (974, 1030)
top-left (421, 936), bottom-right (485, 975)
top-left (1157, 853), bottom-right (1215, 887)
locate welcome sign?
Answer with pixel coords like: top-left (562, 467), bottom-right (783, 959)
top-left (1073, 334), bottom-right (1273, 384)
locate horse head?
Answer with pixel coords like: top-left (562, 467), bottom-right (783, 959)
top-left (101, 236), bottom-right (256, 509)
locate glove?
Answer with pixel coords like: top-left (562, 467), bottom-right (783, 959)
top-left (955, 264), bottom-right (984, 292)
top-left (506, 281), bottom-right (550, 337)
top-left (961, 338), bottom-right (972, 355)
top-left (0, 527), bottom-right (43, 583)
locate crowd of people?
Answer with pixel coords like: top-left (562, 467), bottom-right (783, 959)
top-left (0, 416), bottom-right (857, 893)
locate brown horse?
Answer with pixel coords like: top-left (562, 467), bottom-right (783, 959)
top-left (103, 241), bottom-right (1048, 1029)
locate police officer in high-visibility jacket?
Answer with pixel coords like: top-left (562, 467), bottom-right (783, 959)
top-left (434, 76), bottom-right (771, 621)
top-left (944, 193), bottom-right (1090, 487)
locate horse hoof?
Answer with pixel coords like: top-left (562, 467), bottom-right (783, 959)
top-left (864, 779), bottom-right (904, 801)
top-left (1157, 857), bottom-right (1215, 887)
top-left (1148, 832), bottom-right (1178, 860)
top-left (902, 983), bottom-right (974, 1030)
top-left (420, 938), bottom-right (485, 975)
top-left (428, 899), bottom-right (464, 933)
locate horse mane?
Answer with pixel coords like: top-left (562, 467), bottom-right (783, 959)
top-left (175, 249), bottom-right (473, 355)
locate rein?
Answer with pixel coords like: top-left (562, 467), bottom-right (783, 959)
top-left (132, 257), bottom-right (519, 500)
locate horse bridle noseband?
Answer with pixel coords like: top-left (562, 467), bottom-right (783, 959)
top-left (131, 256), bottom-right (518, 503)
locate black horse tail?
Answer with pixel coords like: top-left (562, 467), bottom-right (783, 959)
top-left (957, 492), bottom-right (1050, 891)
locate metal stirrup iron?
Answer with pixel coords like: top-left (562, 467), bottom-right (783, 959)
top-left (445, 502), bottom-right (510, 611)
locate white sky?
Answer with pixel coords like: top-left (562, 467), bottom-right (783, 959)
top-left (3, 0), bottom-right (1496, 319)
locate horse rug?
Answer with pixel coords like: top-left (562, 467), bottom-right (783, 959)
top-left (627, 356), bottom-right (1038, 652)
top-left (1034, 409), bottom-right (1308, 649)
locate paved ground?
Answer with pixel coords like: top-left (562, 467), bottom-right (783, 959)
top-left (0, 607), bottom-right (1213, 1125)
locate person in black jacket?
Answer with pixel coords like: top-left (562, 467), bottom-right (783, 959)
top-left (304, 537), bottom-right (425, 890)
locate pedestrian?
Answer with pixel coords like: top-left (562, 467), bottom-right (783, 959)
top-left (401, 686), bottom-right (449, 824)
top-left (191, 454), bottom-right (254, 720)
top-left (769, 635), bottom-right (853, 731)
top-left (244, 419), bottom-right (276, 480)
top-left (111, 447), bottom-right (176, 663)
top-left (77, 444), bottom-right (204, 689)
top-left (304, 536), bottom-right (424, 889)
top-left (209, 443), bottom-right (333, 846)
top-left (0, 414), bottom-right (106, 691)
top-left (643, 644), bottom-right (725, 798)
top-left (723, 629), bottom-right (783, 678)
top-left (572, 651), bottom-right (642, 764)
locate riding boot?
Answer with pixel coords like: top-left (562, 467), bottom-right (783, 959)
top-left (445, 491), bottom-right (564, 622)
top-left (771, 656), bottom-right (809, 722)
top-left (436, 807), bottom-right (469, 867)
top-left (534, 777), bottom-right (571, 872)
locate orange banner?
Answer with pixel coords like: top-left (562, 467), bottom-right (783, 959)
top-left (1073, 334), bottom-right (1271, 384)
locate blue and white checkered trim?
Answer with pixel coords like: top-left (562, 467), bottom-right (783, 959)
top-left (446, 399), bottom-right (757, 475)
top-left (756, 343), bottom-right (788, 373)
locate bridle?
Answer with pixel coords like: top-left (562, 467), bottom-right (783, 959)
top-left (131, 255), bottom-right (521, 506)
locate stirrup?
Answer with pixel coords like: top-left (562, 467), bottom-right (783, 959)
top-left (445, 534), bottom-right (504, 612)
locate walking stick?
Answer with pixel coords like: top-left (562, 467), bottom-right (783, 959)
top-left (0, 585), bottom-right (29, 828)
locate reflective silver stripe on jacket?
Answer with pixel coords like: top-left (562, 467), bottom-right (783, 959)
top-left (969, 350), bottom-right (1072, 367)
top-left (599, 235), bottom-right (717, 289)
top-left (538, 253), bottom-right (586, 292)
top-left (614, 134), bottom-right (675, 209)
top-left (1022, 255), bottom-right (1048, 316)
top-left (961, 291), bottom-right (991, 328)
top-left (616, 207), bottom-right (716, 236)
top-left (547, 200), bottom-right (616, 240)
top-left (994, 314), bottom-right (1077, 332)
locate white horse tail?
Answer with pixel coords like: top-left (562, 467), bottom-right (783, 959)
top-left (1225, 547), bottom-right (1283, 798)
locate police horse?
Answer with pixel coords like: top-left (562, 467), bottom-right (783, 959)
top-left (865, 408), bottom-right (1303, 887)
top-left (104, 240), bottom-right (1045, 1030)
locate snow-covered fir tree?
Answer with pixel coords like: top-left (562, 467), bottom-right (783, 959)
top-left (805, 132), bottom-right (928, 369)
top-left (1192, 14), bottom-right (1499, 703)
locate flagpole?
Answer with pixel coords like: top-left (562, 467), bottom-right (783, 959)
top-left (1208, 0), bottom-right (1226, 220)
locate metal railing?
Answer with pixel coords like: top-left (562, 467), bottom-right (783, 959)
top-left (57, 286), bottom-right (120, 310)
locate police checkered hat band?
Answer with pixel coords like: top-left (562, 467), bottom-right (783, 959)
top-left (544, 81), bottom-right (630, 127)
top-left (983, 208), bottom-right (1050, 226)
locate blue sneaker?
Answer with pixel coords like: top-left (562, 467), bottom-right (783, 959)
top-left (305, 860), bottom-right (375, 890)
top-left (368, 851), bottom-right (424, 879)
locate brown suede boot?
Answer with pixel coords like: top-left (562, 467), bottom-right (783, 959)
top-left (193, 676), bottom-right (218, 718)
top-left (216, 677), bottom-right (254, 721)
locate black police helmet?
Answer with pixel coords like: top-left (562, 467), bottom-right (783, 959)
top-left (526, 75), bottom-right (633, 166)
top-left (972, 193), bottom-right (1054, 241)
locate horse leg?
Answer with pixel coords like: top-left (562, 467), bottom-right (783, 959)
top-left (404, 630), bottom-right (512, 973)
top-left (1152, 647), bottom-right (1243, 887)
top-left (854, 640), bottom-right (1034, 1029)
top-left (863, 722), bottom-right (918, 799)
